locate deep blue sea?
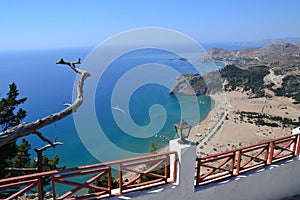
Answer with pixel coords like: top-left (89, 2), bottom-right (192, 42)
top-left (0, 43), bottom-right (252, 168)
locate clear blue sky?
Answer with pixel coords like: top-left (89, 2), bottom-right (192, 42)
top-left (1, 0), bottom-right (300, 50)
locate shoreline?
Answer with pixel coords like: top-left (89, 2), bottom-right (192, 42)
top-left (157, 93), bottom-right (220, 153)
top-left (123, 91), bottom-right (299, 180)
top-left (189, 93), bottom-right (228, 155)
top-left (188, 91), bottom-right (299, 156)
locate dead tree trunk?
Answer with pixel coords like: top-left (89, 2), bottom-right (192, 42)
top-left (0, 58), bottom-right (90, 147)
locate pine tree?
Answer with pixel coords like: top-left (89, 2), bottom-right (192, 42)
top-left (0, 83), bottom-right (61, 179)
top-left (0, 83), bottom-right (63, 198)
top-left (0, 83), bottom-right (27, 178)
top-left (0, 82), bottom-right (27, 131)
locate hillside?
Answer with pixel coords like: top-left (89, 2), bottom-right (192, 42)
top-left (219, 65), bottom-right (269, 97)
top-left (207, 42), bottom-right (300, 73)
top-left (171, 42), bottom-right (300, 103)
top-left (169, 73), bottom-right (223, 95)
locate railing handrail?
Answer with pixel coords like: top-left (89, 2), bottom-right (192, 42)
top-left (0, 170), bottom-right (58, 184)
top-left (0, 151), bottom-right (177, 199)
top-left (195, 132), bottom-right (300, 187)
top-left (197, 133), bottom-right (300, 160)
top-left (2, 132), bottom-right (300, 198)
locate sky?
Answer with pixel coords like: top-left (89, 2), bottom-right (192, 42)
top-left (1, 0), bottom-right (300, 50)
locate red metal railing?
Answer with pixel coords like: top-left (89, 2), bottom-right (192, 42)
top-left (0, 171), bottom-right (47, 200)
top-left (1, 133), bottom-right (299, 198)
top-left (0, 151), bottom-right (177, 199)
top-left (195, 133), bottom-right (300, 187)
top-left (51, 164), bottom-right (112, 199)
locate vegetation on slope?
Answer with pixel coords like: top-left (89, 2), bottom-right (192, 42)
top-left (237, 111), bottom-right (300, 128)
top-left (275, 75), bottom-right (300, 104)
top-left (218, 64), bottom-right (300, 104)
top-left (219, 65), bottom-right (269, 97)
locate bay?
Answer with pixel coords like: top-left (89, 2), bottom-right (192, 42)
top-left (0, 43), bottom-right (250, 168)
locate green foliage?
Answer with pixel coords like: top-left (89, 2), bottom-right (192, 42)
top-left (43, 155), bottom-right (60, 169)
top-left (140, 167), bottom-right (165, 183)
top-left (139, 141), bottom-right (167, 183)
top-left (0, 83), bottom-right (27, 131)
top-left (220, 65), bottom-right (300, 102)
top-left (0, 83), bottom-right (61, 191)
top-left (150, 141), bottom-right (158, 154)
top-left (88, 175), bottom-right (119, 193)
top-left (0, 83), bottom-right (28, 179)
top-left (14, 139), bottom-right (31, 167)
top-left (0, 83), bottom-right (29, 197)
top-left (238, 111), bottom-right (300, 127)
top-left (0, 143), bottom-right (17, 178)
top-left (220, 65), bottom-right (269, 97)
top-left (35, 155), bottom-right (63, 186)
top-left (274, 75), bottom-right (300, 103)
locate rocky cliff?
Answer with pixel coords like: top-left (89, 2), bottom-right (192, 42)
top-left (169, 73), bottom-right (223, 96)
top-left (169, 74), bottom-right (207, 95)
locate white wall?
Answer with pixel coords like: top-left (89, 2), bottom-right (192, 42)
top-left (109, 140), bottom-right (300, 200)
top-left (196, 157), bottom-right (300, 200)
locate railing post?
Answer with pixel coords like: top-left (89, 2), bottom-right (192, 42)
top-left (230, 151), bottom-right (236, 176)
top-left (268, 141), bottom-right (275, 164)
top-left (265, 143), bottom-right (270, 165)
top-left (195, 158), bottom-right (201, 187)
top-left (119, 163), bottom-right (123, 195)
top-left (235, 150), bottom-right (241, 176)
top-left (170, 152), bottom-right (177, 183)
top-left (51, 175), bottom-right (57, 200)
top-left (37, 176), bottom-right (44, 200)
top-left (292, 128), bottom-right (300, 157)
top-left (291, 136), bottom-right (298, 155)
top-left (108, 166), bottom-right (112, 197)
top-left (169, 139), bottom-right (196, 194)
top-left (296, 134), bottom-right (300, 157)
top-left (164, 157), bottom-right (169, 184)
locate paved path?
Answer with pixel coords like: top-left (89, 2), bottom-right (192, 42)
top-left (196, 110), bottom-right (227, 156)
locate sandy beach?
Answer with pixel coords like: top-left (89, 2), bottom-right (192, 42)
top-left (188, 91), bottom-right (300, 156)
top-left (122, 91), bottom-right (300, 180)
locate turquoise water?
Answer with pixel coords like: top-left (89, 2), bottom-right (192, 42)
top-left (0, 46), bottom-right (222, 168)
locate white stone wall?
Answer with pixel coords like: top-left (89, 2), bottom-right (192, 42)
top-left (196, 157), bottom-right (300, 200)
top-left (109, 139), bottom-right (300, 200)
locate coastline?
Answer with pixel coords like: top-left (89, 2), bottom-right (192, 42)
top-left (188, 91), bottom-right (300, 156)
top-left (123, 91), bottom-right (300, 180)
top-left (189, 95), bottom-right (216, 142)
top-left (189, 92), bottom-right (228, 155)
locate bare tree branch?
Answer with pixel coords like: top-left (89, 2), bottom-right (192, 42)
top-left (33, 131), bottom-right (55, 147)
top-left (34, 141), bottom-right (63, 152)
top-left (0, 58), bottom-right (90, 147)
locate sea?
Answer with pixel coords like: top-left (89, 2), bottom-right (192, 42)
top-left (0, 43), bottom-right (257, 169)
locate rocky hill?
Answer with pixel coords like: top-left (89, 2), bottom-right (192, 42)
top-left (169, 74), bottom-right (207, 95)
top-left (171, 42), bottom-right (300, 102)
top-left (169, 72), bottom-right (223, 96)
top-left (207, 42), bottom-right (300, 73)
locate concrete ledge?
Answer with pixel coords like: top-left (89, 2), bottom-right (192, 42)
top-left (196, 157), bottom-right (300, 200)
top-left (105, 135), bottom-right (300, 200)
top-left (109, 139), bottom-right (300, 200)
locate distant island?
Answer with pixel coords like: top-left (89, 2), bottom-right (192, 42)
top-left (230, 37), bottom-right (300, 48)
